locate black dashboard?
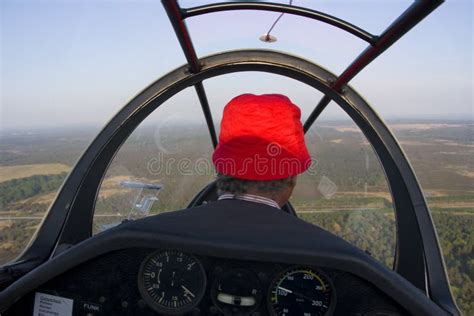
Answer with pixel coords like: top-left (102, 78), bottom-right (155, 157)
top-left (0, 200), bottom-right (448, 315)
top-left (6, 247), bottom-right (408, 316)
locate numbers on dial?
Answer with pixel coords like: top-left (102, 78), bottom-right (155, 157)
top-left (268, 267), bottom-right (335, 316)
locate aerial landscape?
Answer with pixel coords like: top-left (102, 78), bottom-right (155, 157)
top-left (1, 0), bottom-right (472, 314)
top-left (0, 119), bottom-right (472, 313)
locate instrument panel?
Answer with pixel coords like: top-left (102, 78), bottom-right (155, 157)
top-left (137, 250), bottom-right (336, 315)
top-left (5, 248), bottom-right (408, 316)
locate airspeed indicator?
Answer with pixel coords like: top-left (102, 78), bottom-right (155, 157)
top-left (268, 267), bottom-right (335, 316)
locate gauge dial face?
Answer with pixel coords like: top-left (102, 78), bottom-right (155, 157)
top-left (211, 268), bottom-right (262, 315)
top-left (268, 267), bottom-right (335, 316)
top-left (138, 250), bottom-right (206, 314)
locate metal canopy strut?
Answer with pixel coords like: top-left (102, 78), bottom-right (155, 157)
top-left (162, 0), bottom-right (218, 148)
top-left (182, 2), bottom-right (377, 44)
top-left (304, 0), bottom-right (443, 131)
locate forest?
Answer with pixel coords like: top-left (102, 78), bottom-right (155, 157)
top-left (0, 173), bottom-right (67, 208)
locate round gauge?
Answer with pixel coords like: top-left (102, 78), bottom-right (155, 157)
top-left (211, 268), bottom-right (262, 315)
top-left (137, 250), bottom-right (206, 314)
top-left (268, 267), bottom-right (335, 316)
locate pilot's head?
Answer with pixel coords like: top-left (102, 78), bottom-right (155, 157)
top-left (212, 94), bottom-right (311, 207)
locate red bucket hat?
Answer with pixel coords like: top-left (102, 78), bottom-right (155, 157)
top-left (212, 94), bottom-right (311, 180)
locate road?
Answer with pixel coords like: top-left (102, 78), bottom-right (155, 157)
top-left (0, 214), bottom-right (125, 221)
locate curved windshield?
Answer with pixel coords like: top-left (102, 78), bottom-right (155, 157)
top-left (93, 88), bottom-right (214, 232)
top-left (93, 72), bottom-right (397, 270)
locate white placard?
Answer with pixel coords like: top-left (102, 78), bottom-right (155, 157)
top-left (33, 292), bottom-right (73, 316)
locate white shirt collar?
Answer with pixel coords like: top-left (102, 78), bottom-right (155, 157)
top-left (218, 193), bottom-right (280, 209)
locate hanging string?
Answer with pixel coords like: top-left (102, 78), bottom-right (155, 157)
top-left (260, 0), bottom-right (294, 43)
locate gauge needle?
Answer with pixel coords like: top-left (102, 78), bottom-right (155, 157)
top-left (278, 287), bottom-right (293, 294)
top-left (279, 286), bottom-right (316, 303)
top-left (181, 285), bottom-right (195, 298)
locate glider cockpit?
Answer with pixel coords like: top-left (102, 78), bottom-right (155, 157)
top-left (0, 1), bottom-right (461, 315)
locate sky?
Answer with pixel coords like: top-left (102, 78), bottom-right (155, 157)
top-left (1, 0), bottom-right (473, 131)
